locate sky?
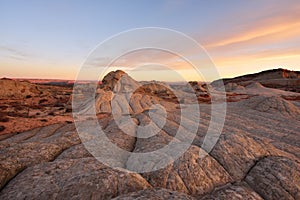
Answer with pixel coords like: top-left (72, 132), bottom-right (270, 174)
top-left (0, 0), bottom-right (300, 81)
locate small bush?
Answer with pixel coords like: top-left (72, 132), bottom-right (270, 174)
top-left (0, 117), bottom-right (9, 122)
top-left (39, 99), bottom-right (48, 104)
top-left (0, 112), bottom-right (9, 122)
top-left (0, 125), bottom-right (5, 132)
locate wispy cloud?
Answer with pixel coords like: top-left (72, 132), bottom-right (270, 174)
top-left (0, 45), bottom-right (29, 61)
top-left (204, 4), bottom-right (300, 49)
top-left (191, 2), bottom-right (300, 75)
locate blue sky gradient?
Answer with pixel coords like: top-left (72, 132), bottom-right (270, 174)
top-left (1, 0), bottom-right (300, 80)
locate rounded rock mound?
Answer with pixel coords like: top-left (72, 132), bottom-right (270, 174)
top-left (100, 70), bottom-right (140, 93)
top-left (239, 96), bottom-right (300, 117)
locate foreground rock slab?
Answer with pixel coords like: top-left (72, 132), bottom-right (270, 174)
top-left (112, 188), bottom-right (196, 200)
top-left (0, 158), bottom-right (151, 200)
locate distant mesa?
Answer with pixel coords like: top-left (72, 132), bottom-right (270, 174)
top-left (212, 68), bottom-right (300, 92)
top-left (0, 77), bottom-right (12, 81)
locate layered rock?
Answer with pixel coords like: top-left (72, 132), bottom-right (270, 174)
top-left (0, 158), bottom-right (151, 200)
top-left (245, 156), bottom-right (300, 200)
top-left (1, 69), bottom-right (300, 199)
top-left (100, 70), bottom-right (140, 93)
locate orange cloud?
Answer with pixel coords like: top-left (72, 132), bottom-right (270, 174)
top-left (202, 3), bottom-right (300, 50)
top-left (208, 24), bottom-right (299, 48)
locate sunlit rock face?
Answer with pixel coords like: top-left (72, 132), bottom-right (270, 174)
top-left (100, 70), bottom-right (140, 93)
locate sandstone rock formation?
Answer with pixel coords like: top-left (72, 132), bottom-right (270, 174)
top-left (0, 69), bottom-right (299, 199)
top-left (245, 156), bottom-right (300, 200)
top-left (212, 68), bottom-right (300, 92)
top-left (202, 183), bottom-right (263, 200)
top-left (239, 96), bottom-right (300, 118)
top-left (100, 70), bottom-right (140, 93)
top-left (0, 78), bottom-right (42, 99)
top-left (112, 188), bottom-right (196, 200)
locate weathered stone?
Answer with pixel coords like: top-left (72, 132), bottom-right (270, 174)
top-left (112, 188), bottom-right (195, 200)
top-left (0, 69), bottom-right (299, 200)
top-left (245, 156), bottom-right (300, 200)
top-left (202, 183), bottom-right (263, 200)
top-left (210, 133), bottom-right (271, 180)
top-left (0, 142), bottom-right (62, 190)
top-left (0, 158), bottom-right (151, 200)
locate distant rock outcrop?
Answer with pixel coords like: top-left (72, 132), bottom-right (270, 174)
top-left (224, 82), bottom-right (245, 92)
top-left (186, 81), bottom-right (207, 94)
top-left (0, 78), bottom-right (42, 99)
top-left (211, 68), bottom-right (300, 92)
top-left (239, 96), bottom-right (300, 118)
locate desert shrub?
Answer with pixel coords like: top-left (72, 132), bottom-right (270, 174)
top-left (39, 99), bottom-right (48, 104)
top-left (15, 105), bottom-right (24, 110)
top-left (0, 112), bottom-right (9, 122)
top-left (54, 102), bottom-right (64, 107)
top-left (7, 112), bottom-right (27, 117)
top-left (0, 125), bottom-right (5, 132)
top-left (0, 105), bottom-right (8, 110)
top-left (0, 117), bottom-right (9, 122)
top-left (30, 105), bottom-right (42, 109)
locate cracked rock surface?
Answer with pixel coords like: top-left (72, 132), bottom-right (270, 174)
top-left (1, 70), bottom-right (300, 199)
